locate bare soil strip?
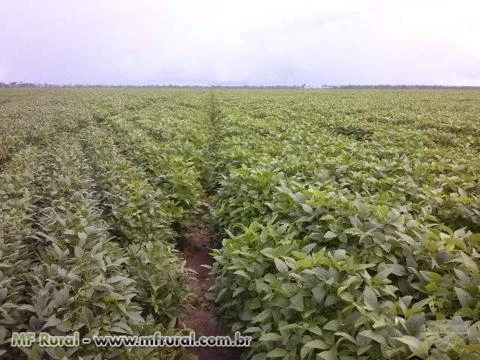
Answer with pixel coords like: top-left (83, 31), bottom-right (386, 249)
top-left (177, 202), bottom-right (242, 360)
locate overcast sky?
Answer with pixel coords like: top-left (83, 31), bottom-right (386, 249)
top-left (1, 0), bottom-right (479, 86)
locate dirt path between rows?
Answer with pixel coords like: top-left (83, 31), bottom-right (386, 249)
top-left (177, 202), bottom-right (243, 360)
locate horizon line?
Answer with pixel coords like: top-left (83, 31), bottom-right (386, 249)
top-left (2, 82), bottom-right (480, 89)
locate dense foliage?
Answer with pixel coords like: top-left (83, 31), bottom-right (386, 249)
top-left (0, 89), bottom-right (209, 359)
top-left (1, 88), bottom-right (479, 359)
top-left (210, 90), bottom-right (480, 359)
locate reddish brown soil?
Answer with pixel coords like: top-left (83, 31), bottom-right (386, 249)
top-left (177, 215), bottom-right (243, 360)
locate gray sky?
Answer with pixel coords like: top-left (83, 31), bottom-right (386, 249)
top-left (1, 0), bottom-right (479, 86)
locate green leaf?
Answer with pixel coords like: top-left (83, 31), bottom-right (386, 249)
top-left (300, 344), bottom-right (313, 359)
top-left (394, 335), bottom-right (421, 352)
top-left (234, 269), bottom-right (250, 279)
top-left (77, 231), bottom-right (87, 243)
top-left (233, 287), bottom-right (246, 297)
top-left (252, 309), bottom-right (270, 323)
top-left (300, 340), bottom-right (329, 359)
top-left (274, 258), bottom-right (289, 274)
top-left (251, 354), bottom-right (267, 360)
top-left (456, 252), bottom-right (478, 272)
top-left (454, 287), bottom-right (474, 308)
top-left (266, 348), bottom-right (288, 358)
top-left (334, 332), bottom-right (356, 344)
top-left (363, 286), bottom-right (377, 309)
top-left (307, 325), bottom-right (323, 336)
top-left (304, 339), bottom-right (329, 349)
top-left (259, 333), bottom-right (282, 341)
top-left (358, 330), bottom-right (386, 345)
top-left (317, 349), bottom-right (337, 360)
top-left (41, 316), bottom-right (62, 330)
top-left (110, 322), bottom-right (133, 334)
top-left (323, 320), bottom-right (338, 331)
top-left (324, 231), bottom-right (337, 239)
top-left (312, 285), bottom-right (326, 304)
top-left (405, 313), bottom-right (426, 335)
top-left (301, 204), bottom-right (313, 214)
top-left (290, 292), bottom-right (304, 312)
top-left (244, 327), bottom-right (263, 333)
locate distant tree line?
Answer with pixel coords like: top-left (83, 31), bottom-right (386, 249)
top-left (0, 82), bottom-right (308, 89)
top-left (322, 84), bottom-right (480, 90)
top-left (1, 82), bottom-right (479, 89)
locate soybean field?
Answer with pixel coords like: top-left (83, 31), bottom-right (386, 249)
top-left (1, 88), bottom-right (479, 360)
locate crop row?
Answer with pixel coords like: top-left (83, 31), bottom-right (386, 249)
top-left (0, 89), bottom-right (212, 359)
top-left (210, 90), bottom-right (480, 360)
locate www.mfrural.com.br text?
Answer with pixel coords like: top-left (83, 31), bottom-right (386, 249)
top-left (11, 331), bottom-right (252, 348)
